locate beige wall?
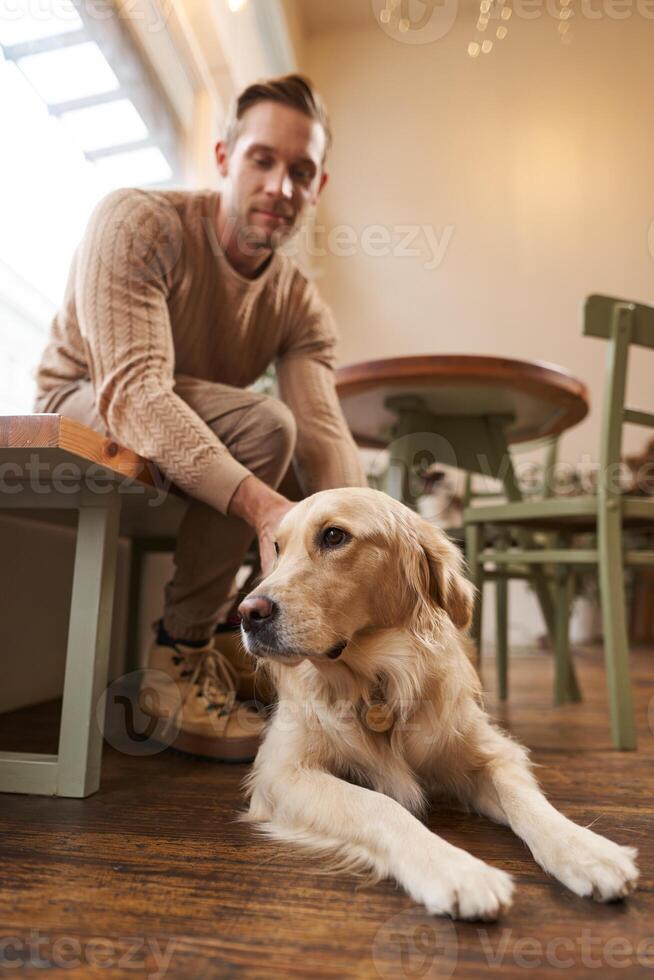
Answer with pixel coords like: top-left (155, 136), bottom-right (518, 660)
top-left (299, 9), bottom-right (654, 467)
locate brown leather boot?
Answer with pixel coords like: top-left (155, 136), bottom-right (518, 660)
top-left (138, 622), bottom-right (266, 763)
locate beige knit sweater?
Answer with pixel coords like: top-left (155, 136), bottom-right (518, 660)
top-left (34, 188), bottom-right (365, 512)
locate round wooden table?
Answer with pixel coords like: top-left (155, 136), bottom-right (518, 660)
top-left (336, 354), bottom-right (589, 500)
top-left (336, 354), bottom-right (589, 448)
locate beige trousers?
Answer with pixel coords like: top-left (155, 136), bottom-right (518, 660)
top-left (43, 376), bottom-right (304, 642)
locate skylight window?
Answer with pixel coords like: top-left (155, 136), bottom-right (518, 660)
top-left (16, 40), bottom-right (120, 104)
top-left (93, 146), bottom-right (173, 187)
top-left (59, 98), bottom-right (148, 152)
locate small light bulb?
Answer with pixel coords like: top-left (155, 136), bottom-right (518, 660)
top-left (477, 15), bottom-right (489, 29)
top-left (497, 24), bottom-right (508, 37)
top-left (500, 5), bottom-right (512, 18)
top-left (468, 41), bottom-right (481, 56)
top-left (482, 38), bottom-right (493, 52)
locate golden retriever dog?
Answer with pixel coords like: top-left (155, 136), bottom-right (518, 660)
top-left (237, 487), bottom-right (638, 920)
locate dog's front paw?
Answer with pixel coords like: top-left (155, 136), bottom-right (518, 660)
top-left (534, 825), bottom-right (639, 902)
top-left (407, 852), bottom-right (515, 921)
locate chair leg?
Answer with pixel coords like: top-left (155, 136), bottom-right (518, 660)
top-left (528, 562), bottom-right (561, 652)
top-left (598, 503), bottom-right (636, 750)
top-left (56, 493), bottom-right (122, 796)
top-left (550, 530), bottom-right (582, 705)
top-left (495, 574), bottom-right (508, 700)
top-left (553, 568), bottom-right (580, 705)
top-left (465, 523), bottom-right (483, 670)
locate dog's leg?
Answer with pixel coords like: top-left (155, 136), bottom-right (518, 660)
top-left (249, 766), bottom-right (514, 920)
top-left (467, 724), bottom-right (639, 901)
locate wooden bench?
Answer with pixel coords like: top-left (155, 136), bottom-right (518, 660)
top-left (0, 415), bottom-right (188, 798)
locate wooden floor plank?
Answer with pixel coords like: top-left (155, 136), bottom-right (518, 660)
top-left (0, 646), bottom-right (652, 978)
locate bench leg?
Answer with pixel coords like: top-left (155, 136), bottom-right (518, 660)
top-left (56, 494), bottom-right (122, 796)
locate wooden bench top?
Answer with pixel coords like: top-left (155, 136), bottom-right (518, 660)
top-left (0, 414), bottom-right (167, 489)
top-left (0, 415), bottom-right (186, 538)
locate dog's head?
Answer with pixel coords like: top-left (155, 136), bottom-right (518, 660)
top-left (238, 487), bottom-right (474, 665)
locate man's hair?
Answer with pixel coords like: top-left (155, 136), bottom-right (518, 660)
top-left (222, 73), bottom-right (332, 164)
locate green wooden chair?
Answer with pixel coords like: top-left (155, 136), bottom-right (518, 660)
top-left (460, 434), bottom-right (581, 704)
top-left (464, 295), bottom-right (654, 750)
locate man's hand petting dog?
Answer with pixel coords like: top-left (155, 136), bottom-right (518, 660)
top-left (236, 487), bottom-right (639, 920)
top-left (228, 474), bottom-right (295, 575)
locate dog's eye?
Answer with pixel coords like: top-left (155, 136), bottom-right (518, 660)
top-left (321, 526), bottom-right (349, 548)
top-left (273, 541), bottom-right (279, 557)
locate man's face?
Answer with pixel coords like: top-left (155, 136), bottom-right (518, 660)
top-left (215, 100), bottom-right (328, 254)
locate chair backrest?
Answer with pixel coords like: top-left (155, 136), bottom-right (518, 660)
top-left (583, 295), bottom-right (654, 491)
top-left (584, 294), bottom-right (654, 350)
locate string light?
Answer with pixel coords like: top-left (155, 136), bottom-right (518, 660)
top-left (556, 0), bottom-right (574, 44)
top-left (377, 0), bottom-right (419, 32)
top-left (467, 0), bottom-right (574, 57)
top-left (468, 0), bottom-right (510, 56)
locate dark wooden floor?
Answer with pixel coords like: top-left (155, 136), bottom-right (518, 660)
top-left (1, 646), bottom-right (652, 979)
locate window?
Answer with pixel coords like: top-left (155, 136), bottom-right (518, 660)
top-left (0, 0), bottom-right (182, 412)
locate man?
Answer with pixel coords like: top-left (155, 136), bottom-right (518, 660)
top-left (33, 74), bottom-right (366, 763)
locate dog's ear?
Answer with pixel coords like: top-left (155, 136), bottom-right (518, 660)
top-left (414, 515), bottom-right (475, 630)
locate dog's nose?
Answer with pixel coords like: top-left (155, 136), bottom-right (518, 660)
top-left (238, 594), bottom-right (277, 633)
